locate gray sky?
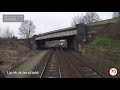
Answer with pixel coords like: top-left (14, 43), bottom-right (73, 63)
top-left (0, 12), bottom-right (113, 38)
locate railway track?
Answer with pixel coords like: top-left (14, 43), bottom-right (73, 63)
top-left (60, 48), bottom-right (106, 78)
top-left (70, 50), bottom-right (107, 78)
top-left (39, 48), bottom-right (62, 78)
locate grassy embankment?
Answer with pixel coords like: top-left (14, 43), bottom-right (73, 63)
top-left (82, 37), bottom-right (120, 77)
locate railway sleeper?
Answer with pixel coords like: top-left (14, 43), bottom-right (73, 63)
top-left (88, 75), bottom-right (102, 78)
top-left (42, 75), bottom-right (60, 78)
top-left (82, 72), bottom-right (102, 78)
top-left (43, 70), bottom-right (59, 74)
top-left (46, 66), bottom-right (58, 69)
top-left (43, 72), bottom-right (59, 76)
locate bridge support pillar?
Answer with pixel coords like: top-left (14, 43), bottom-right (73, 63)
top-left (75, 23), bottom-right (88, 52)
top-left (30, 35), bottom-right (37, 50)
top-left (36, 40), bottom-right (46, 49)
top-left (31, 35), bottom-right (46, 50)
top-left (67, 36), bottom-right (79, 52)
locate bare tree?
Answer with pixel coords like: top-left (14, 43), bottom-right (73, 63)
top-left (113, 12), bottom-right (120, 18)
top-left (0, 27), bottom-right (3, 38)
top-left (71, 14), bottom-right (85, 27)
top-left (83, 12), bottom-right (101, 24)
top-left (38, 32), bottom-right (42, 36)
top-left (19, 20), bottom-right (36, 39)
top-left (19, 20), bottom-right (36, 48)
top-left (3, 27), bottom-right (14, 39)
top-left (72, 12), bottom-right (101, 27)
top-left (0, 28), bottom-right (1, 38)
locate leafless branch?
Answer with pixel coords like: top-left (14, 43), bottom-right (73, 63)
top-left (71, 12), bottom-right (101, 27)
top-left (19, 20), bottom-right (36, 39)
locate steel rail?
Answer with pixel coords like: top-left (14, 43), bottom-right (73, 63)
top-left (61, 48), bottom-right (106, 78)
top-left (39, 48), bottom-right (54, 78)
top-left (69, 50), bottom-right (107, 78)
top-left (60, 48), bottom-right (87, 78)
top-left (55, 48), bottom-right (62, 78)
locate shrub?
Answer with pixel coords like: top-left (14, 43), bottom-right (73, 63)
top-left (90, 37), bottom-right (120, 47)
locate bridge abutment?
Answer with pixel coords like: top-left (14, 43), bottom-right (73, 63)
top-left (30, 35), bottom-right (46, 50)
top-left (75, 23), bottom-right (88, 52)
top-left (67, 36), bottom-right (78, 52)
top-left (67, 24), bottom-right (88, 52)
top-left (36, 40), bottom-right (46, 49)
top-left (30, 35), bottom-right (37, 50)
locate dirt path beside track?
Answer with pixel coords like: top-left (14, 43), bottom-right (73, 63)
top-left (6, 50), bottom-right (49, 78)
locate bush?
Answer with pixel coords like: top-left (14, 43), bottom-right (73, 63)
top-left (90, 38), bottom-right (112, 46)
top-left (90, 37), bottom-right (120, 47)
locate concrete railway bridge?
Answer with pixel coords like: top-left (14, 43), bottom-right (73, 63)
top-left (31, 24), bottom-right (88, 52)
top-left (31, 18), bottom-right (118, 52)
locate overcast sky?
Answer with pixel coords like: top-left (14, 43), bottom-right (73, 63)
top-left (0, 12), bottom-right (113, 38)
